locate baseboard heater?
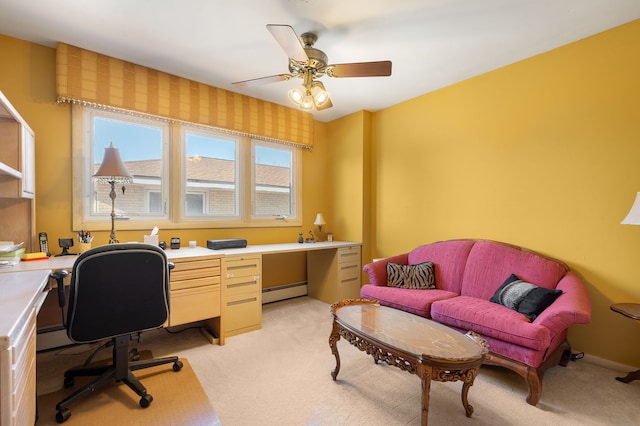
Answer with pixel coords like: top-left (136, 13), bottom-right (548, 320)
top-left (262, 281), bottom-right (307, 304)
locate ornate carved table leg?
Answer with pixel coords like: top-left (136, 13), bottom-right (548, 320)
top-left (329, 320), bottom-right (341, 381)
top-left (460, 368), bottom-right (481, 417)
top-left (418, 364), bottom-right (431, 426)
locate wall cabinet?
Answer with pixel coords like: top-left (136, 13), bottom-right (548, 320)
top-left (222, 255), bottom-right (262, 338)
top-left (0, 91), bottom-right (36, 251)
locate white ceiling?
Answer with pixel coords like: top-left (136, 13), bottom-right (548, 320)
top-left (1, 1), bottom-right (639, 122)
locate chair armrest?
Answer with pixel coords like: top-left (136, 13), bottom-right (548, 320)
top-left (534, 271), bottom-right (592, 331)
top-left (363, 253), bottom-right (409, 286)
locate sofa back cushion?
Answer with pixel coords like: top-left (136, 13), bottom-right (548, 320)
top-left (460, 240), bottom-right (569, 300)
top-left (408, 240), bottom-right (475, 294)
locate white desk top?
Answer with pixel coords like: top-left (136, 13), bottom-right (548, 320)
top-left (0, 241), bottom-right (361, 273)
top-left (0, 269), bottom-right (50, 349)
top-left (0, 241), bottom-right (360, 349)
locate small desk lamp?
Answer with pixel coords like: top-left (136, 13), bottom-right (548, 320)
top-left (621, 192), bottom-right (640, 225)
top-left (93, 142), bottom-right (132, 243)
top-left (314, 213), bottom-right (327, 241)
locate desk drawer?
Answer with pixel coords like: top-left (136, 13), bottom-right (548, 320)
top-left (339, 262), bottom-right (361, 280)
top-left (338, 246), bottom-right (361, 264)
top-left (171, 275), bottom-right (220, 291)
top-left (169, 285), bottom-right (220, 326)
top-left (225, 275), bottom-right (260, 297)
top-left (225, 293), bottom-right (261, 333)
top-left (172, 261), bottom-right (220, 281)
top-left (223, 257), bottom-right (260, 278)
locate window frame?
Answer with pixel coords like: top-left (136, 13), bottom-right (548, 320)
top-left (72, 106), bottom-right (302, 232)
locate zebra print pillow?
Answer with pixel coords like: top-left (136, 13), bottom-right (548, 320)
top-left (386, 261), bottom-right (436, 289)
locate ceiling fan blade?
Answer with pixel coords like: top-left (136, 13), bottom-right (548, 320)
top-left (327, 61), bottom-right (392, 78)
top-left (266, 24), bottom-right (308, 62)
top-left (232, 74), bottom-right (292, 88)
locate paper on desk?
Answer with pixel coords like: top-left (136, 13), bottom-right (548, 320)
top-left (0, 241), bottom-right (24, 253)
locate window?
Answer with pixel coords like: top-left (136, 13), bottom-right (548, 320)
top-left (183, 128), bottom-right (239, 219)
top-left (73, 107), bottom-right (301, 231)
top-left (252, 142), bottom-right (295, 218)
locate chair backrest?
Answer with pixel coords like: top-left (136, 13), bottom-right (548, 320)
top-left (66, 243), bottom-right (170, 343)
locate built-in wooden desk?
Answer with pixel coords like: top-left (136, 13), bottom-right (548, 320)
top-left (0, 241), bottom-right (361, 425)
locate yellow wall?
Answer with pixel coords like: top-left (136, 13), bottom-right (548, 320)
top-left (349, 20), bottom-right (639, 365)
top-left (4, 18), bottom-right (640, 366)
top-left (0, 34), bottom-right (333, 286)
top-left (0, 34), bottom-right (331, 250)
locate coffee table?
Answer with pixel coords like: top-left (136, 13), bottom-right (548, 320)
top-left (329, 299), bottom-right (489, 425)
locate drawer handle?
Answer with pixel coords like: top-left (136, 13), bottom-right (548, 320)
top-left (341, 277), bottom-right (359, 283)
top-left (340, 265), bottom-right (359, 271)
top-left (228, 297), bottom-right (257, 306)
top-left (228, 281), bottom-right (256, 288)
top-left (341, 252), bottom-right (358, 257)
top-left (227, 264), bottom-right (258, 270)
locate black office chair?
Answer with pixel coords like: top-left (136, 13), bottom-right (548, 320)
top-left (49, 243), bottom-right (182, 423)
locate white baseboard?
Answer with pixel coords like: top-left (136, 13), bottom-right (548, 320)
top-left (582, 353), bottom-right (639, 372)
top-left (262, 282), bottom-right (307, 304)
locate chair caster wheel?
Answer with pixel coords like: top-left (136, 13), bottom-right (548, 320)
top-left (63, 377), bottom-right (74, 388)
top-left (173, 360), bottom-right (183, 371)
top-left (56, 407), bottom-right (71, 423)
top-left (129, 348), bottom-right (140, 361)
top-left (140, 394), bottom-right (153, 408)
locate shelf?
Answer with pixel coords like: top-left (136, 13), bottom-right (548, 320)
top-left (0, 162), bottom-right (22, 179)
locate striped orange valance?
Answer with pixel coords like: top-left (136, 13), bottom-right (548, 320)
top-left (55, 42), bottom-right (313, 149)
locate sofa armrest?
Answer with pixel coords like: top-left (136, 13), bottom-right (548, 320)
top-left (534, 271), bottom-right (592, 331)
top-left (363, 253), bottom-right (409, 286)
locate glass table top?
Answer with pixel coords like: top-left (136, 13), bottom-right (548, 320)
top-left (335, 303), bottom-right (486, 361)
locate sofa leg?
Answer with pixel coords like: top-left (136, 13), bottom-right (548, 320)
top-left (525, 368), bottom-right (542, 406)
top-left (484, 340), bottom-right (572, 406)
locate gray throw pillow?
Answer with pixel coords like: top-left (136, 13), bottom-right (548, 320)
top-left (490, 274), bottom-right (562, 321)
top-left (386, 261), bottom-right (436, 289)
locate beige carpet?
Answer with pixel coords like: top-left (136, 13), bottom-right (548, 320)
top-left (38, 297), bottom-right (640, 425)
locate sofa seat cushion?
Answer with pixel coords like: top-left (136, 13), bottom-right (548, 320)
top-left (360, 284), bottom-right (458, 318)
top-left (431, 296), bottom-right (551, 351)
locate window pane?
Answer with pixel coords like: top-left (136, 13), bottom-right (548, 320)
top-left (92, 116), bottom-right (164, 217)
top-left (185, 193), bottom-right (205, 215)
top-left (185, 131), bottom-right (237, 216)
top-left (253, 144), bottom-right (292, 216)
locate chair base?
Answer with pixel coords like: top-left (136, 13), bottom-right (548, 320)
top-left (55, 334), bottom-right (182, 423)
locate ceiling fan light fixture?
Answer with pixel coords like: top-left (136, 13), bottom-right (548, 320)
top-left (288, 87), bottom-right (305, 105)
top-left (300, 93), bottom-right (314, 111)
top-left (311, 85), bottom-right (329, 106)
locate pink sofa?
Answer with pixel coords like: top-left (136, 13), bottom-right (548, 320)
top-left (361, 239), bottom-right (591, 405)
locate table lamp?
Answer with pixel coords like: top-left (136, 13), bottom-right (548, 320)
top-left (314, 213), bottom-right (327, 241)
top-left (621, 192), bottom-right (640, 225)
top-left (93, 142), bottom-right (133, 243)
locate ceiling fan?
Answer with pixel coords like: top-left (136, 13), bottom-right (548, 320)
top-left (232, 24), bottom-right (392, 111)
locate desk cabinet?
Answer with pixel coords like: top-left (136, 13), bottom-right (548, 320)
top-left (0, 309), bottom-right (37, 426)
top-left (222, 255), bottom-right (261, 338)
top-left (307, 245), bottom-right (362, 304)
top-left (168, 255), bottom-right (221, 327)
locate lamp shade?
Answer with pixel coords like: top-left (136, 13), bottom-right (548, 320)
top-left (314, 213), bottom-right (326, 227)
top-left (93, 142), bottom-right (133, 183)
top-left (622, 192), bottom-right (640, 225)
